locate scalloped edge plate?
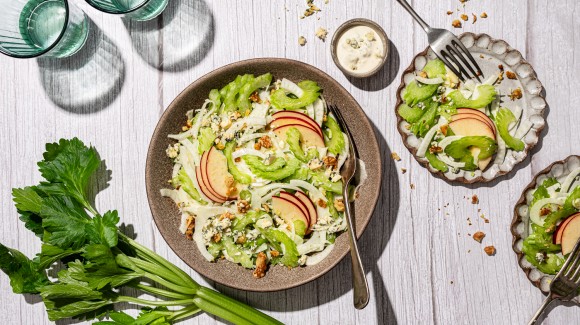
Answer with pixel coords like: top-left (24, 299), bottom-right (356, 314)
top-left (511, 155), bottom-right (580, 302)
top-left (394, 32), bottom-right (547, 183)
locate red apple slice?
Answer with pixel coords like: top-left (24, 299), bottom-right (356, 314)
top-left (449, 117), bottom-right (496, 171)
top-left (272, 111), bottom-right (322, 135)
top-left (295, 191), bottom-right (317, 233)
top-left (205, 147), bottom-right (237, 201)
top-left (270, 117), bottom-right (323, 137)
top-left (272, 195), bottom-right (310, 236)
top-left (199, 149), bottom-right (228, 202)
top-left (561, 214), bottom-right (580, 255)
top-left (196, 165), bottom-right (225, 203)
top-left (455, 108), bottom-right (496, 135)
top-left (279, 191), bottom-right (310, 224)
top-left (554, 213), bottom-right (578, 244)
top-left (274, 124), bottom-right (325, 148)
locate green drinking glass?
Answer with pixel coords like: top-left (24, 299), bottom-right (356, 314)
top-left (0, 0), bottom-right (89, 58)
top-left (86, 0), bottom-right (169, 21)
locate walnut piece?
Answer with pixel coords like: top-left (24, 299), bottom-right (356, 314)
top-left (472, 231), bottom-right (485, 243)
top-left (212, 233), bottom-right (222, 243)
top-left (270, 250), bottom-right (280, 257)
top-left (323, 156), bottom-right (338, 169)
top-left (185, 216), bottom-right (195, 240)
top-left (471, 194), bottom-right (479, 204)
top-left (249, 91), bottom-right (261, 103)
top-left (253, 252), bottom-right (268, 279)
top-left (391, 152), bottom-right (401, 161)
top-left (298, 36), bottom-right (307, 46)
top-left (480, 12), bottom-right (488, 18)
top-left (452, 19), bottom-right (462, 28)
top-left (460, 14), bottom-right (468, 21)
top-left (236, 235), bottom-right (246, 244)
top-left (334, 198), bottom-right (345, 212)
top-left (237, 200), bottom-right (250, 214)
top-left (317, 199), bottom-right (327, 208)
top-left (258, 135), bottom-right (272, 149)
top-left (509, 88), bottom-right (523, 101)
top-left (540, 207), bottom-right (552, 216)
top-left (505, 71), bottom-right (517, 79)
top-left (484, 246), bottom-right (496, 256)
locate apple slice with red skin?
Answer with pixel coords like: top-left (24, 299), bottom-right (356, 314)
top-left (204, 146), bottom-right (237, 201)
top-left (199, 149), bottom-right (228, 202)
top-left (279, 191), bottom-right (310, 224)
top-left (274, 124), bottom-right (325, 148)
top-left (554, 213), bottom-right (578, 244)
top-left (454, 108), bottom-right (496, 135)
top-left (448, 117), bottom-right (496, 171)
top-left (272, 195), bottom-right (310, 236)
top-left (271, 111), bottom-right (322, 136)
top-left (295, 191), bottom-right (318, 233)
top-left (560, 214), bottom-right (580, 255)
top-left (196, 165), bottom-right (225, 203)
top-left (270, 117), bottom-right (323, 137)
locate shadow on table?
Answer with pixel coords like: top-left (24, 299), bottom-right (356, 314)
top-left (218, 124), bottom-right (401, 324)
top-left (442, 88), bottom-right (550, 190)
top-left (345, 40), bottom-right (401, 92)
top-left (123, 0), bottom-right (214, 72)
top-left (37, 19), bottom-right (125, 114)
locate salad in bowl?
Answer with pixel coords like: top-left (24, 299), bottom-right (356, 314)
top-left (160, 73), bottom-right (353, 278)
top-left (512, 156), bottom-right (580, 296)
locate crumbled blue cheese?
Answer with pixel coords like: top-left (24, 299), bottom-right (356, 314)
top-left (535, 252), bottom-right (545, 263)
top-left (165, 143), bottom-right (180, 159)
top-left (308, 158), bottom-right (323, 170)
top-left (246, 229), bottom-right (260, 241)
top-left (255, 216), bottom-right (273, 229)
top-left (574, 198), bottom-right (580, 210)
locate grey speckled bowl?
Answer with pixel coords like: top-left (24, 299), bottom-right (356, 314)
top-left (145, 58), bottom-right (382, 292)
top-left (511, 155), bottom-right (580, 303)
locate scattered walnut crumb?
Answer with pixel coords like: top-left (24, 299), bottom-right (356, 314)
top-left (480, 12), bottom-right (488, 18)
top-left (440, 124), bottom-right (449, 136)
top-left (472, 13), bottom-right (477, 24)
top-left (418, 71), bottom-right (428, 78)
top-left (225, 176), bottom-right (237, 197)
top-left (401, 168), bottom-right (407, 174)
top-left (258, 135), bottom-right (272, 149)
top-left (467, 217), bottom-right (472, 226)
top-left (484, 246), bottom-right (496, 256)
top-left (498, 64), bottom-right (504, 71)
top-left (254, 142), bottom-right (262, 150)
top-left (460, 14), bottom-right (468, 21)
top-left (452, 19), bottom-right (462, 28)
top-left (323, 114), bottom-right (328, 122)
top-left (480, 214), bottom-right (490, 223)
top-left (219, 212), bottom-right (235, 221)
top-left (317, 198), bottom-right (327, 208)
top-left (410, 183), bottom-right (415, 190)
top-left (450, 281), bottom-right (454, 284)
top-left (237, 200), bottom-right (250, 214)
top-left (471, 195), bottom-right (479, 204)
top-left (479, 54), bottom-right (484, 59)
top-left (509, 88), bottom-right (523, 101)
top-left (212, 233), bottom-right (222, 243)
top-left (473, 231), bottom-right (486, 243)
top-left (253, 252), bottom-right (268, 278)
top-left (446, 10), bottom-right (453, 15)
top-left (505, 71), bottom-right (517, 80)
top-left (270, 250), bottom-right (280, 257)
top-left (334, 198), bottom-right (345, 212)
top-left (323, 156), bottom-right (338, 169)
top-left (391, 152), bottom-right (401, 161)
top-left (216, 142), bottom-right (225, 150)
top-left (315, 27), bottom-right (328, 41)
top-left (298, 36), bottom-right (307, 46)
top-left (261, 203), bottom-right (270, 213)
top-left (234, 157), bottom-right (241, 163)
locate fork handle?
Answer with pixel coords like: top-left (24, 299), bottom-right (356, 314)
top-left (343, 185), bottom-right (370, 309)
top-left (394, 0), bottom-right (431, 33)
top-left (528, 296), bottom-right (555, 325)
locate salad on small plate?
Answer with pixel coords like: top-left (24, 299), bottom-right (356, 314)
top-left (160, 73), bottom-right (358, 278)
top-left (395, 33), bottom-right (547, 183)
top-left (512, 156), bottom-right (580, 298)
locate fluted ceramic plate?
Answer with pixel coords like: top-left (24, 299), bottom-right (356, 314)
top-left (395, 33), bottom-right (547, 183)
top-left (145, 58), bottom-right (382, 291)
top-left (511, 155), bottom-right (580, 303)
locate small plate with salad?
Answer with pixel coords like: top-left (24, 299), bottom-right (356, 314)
top-left (145, 58), bottom-right (382, 291)
top-left (512, 155), bottom-right (580, 302)
top-left (395, 33), bottom-right (547, 183)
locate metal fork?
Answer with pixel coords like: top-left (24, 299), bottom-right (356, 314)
top-left (328, 104), bottom-right (370, 310)
top-left (528, 238), bottom-right (580, 324)
top-left (395, 0), bottom-right (484, 82)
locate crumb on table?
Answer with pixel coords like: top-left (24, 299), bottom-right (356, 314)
top-left (505, 71), bottom-right (517, 79)
top-left (315, 27), bottom-right (328, 41)
top-left (473, 231), bottom-right (485, 243)
top-left (471, 194), bottom-right (479, 204)
top-left (391, 152), bottom-right (401, 161)
top-left (509, 88), bottom-right (523, 101)
top-left (298, 36), bottom-right (307, 46)
top-left (484, 246), bottom-right (496, 256)
top-left (452, 19), bottom-right (462, 28)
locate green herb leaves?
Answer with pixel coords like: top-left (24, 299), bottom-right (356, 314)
top-left (0, 243), bottom-right (49, 294)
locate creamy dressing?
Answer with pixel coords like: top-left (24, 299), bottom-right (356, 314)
top-left (336, 25), bottom-right (384, 75)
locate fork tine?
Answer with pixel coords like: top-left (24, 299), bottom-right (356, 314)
top-left (437, 51), bottom-right (465, 82)
top-left (447, 44), bottom-right (481, 82)
top-left (452, 39), bottom-right (484, 78)
top-left (441, 50), bottom-right (468, 82)
top-left (564, 250), bottom-right (580, 278)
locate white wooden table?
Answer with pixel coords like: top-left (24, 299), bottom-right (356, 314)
top-left (1, 0), bottom-right (579, 324)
